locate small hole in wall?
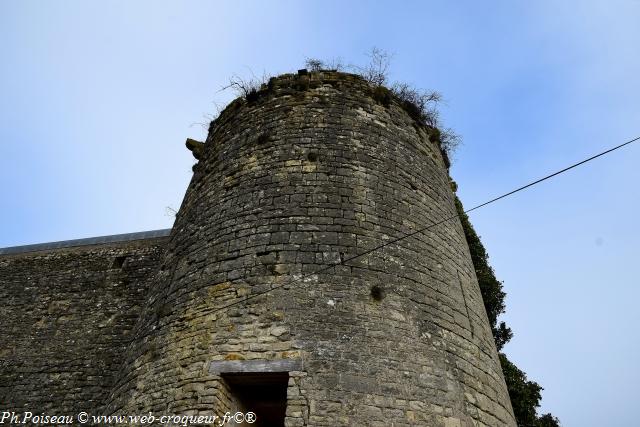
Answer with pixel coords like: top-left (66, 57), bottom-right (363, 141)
top-left (111, 256), bottom-right (127, 269)
top-left (257, 132), bottom-right (269, 145)
top-left (155, 303), bottom-right (172, 318)
top-left (370, 285), bottom-right (384, 301)
top-left (307, 151), bottom-right (318, 162)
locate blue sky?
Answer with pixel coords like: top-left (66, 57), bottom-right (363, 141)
top-left (1, 1), bottom-right (638, 425)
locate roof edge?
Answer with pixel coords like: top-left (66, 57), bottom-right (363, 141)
top-left (0, 229), bottom-right (172, 255)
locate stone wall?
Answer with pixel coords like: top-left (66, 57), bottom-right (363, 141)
top-left (0, 237), bottom-right (168, 415)
top-left (104, 71), bottom-right (516, 426)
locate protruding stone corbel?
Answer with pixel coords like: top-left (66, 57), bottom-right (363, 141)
top-left (185, 138), bottom-right (204, 160)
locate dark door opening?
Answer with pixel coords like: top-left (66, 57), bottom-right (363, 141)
top-left (222, 372), bottom-right (288, 427)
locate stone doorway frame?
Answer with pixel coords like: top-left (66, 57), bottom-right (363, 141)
top-left (208, 359), bottom-right (308, 426)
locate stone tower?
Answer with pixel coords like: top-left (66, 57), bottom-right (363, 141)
top-left (105, 71), bottom-right (516, 426)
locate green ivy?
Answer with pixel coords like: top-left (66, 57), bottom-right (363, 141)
top-left (455, 195), bottom-right (560, 427)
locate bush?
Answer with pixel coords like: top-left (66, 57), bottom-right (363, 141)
top-left (456, 195), bottom-right (560, 426)
top-left (356, 47), bottom-right (391, 86)
top-left (454, 196), bottom-right (509, 340)
top-left (356, 48), bottom-right (461, 161)
top-left (221, 73), bottom-right (269, 103)
top-left (304, 57), bottom-right (345, 72)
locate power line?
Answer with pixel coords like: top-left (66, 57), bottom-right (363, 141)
top-left (176, 135), bottom-right (640, 319)
top-left (464, 135), bottom-right (640, 214)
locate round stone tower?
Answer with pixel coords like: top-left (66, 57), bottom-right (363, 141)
top-left (106, 71), bottom-right (516, 426)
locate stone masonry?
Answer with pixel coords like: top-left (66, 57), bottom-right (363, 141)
top-left (0, 70), bottom-right (516, 426)
top-left (0, 236), bottom-right (168, 416)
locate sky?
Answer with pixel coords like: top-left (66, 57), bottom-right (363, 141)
top-left (1, 1), bottom-right (639, 425)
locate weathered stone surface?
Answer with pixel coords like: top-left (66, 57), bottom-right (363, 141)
top-left (209, 359), bottom-right (303, 374)
top-left (0, 70), bottom-right (516, 426)
top-left (0, 237), bottom-right (168, 415)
